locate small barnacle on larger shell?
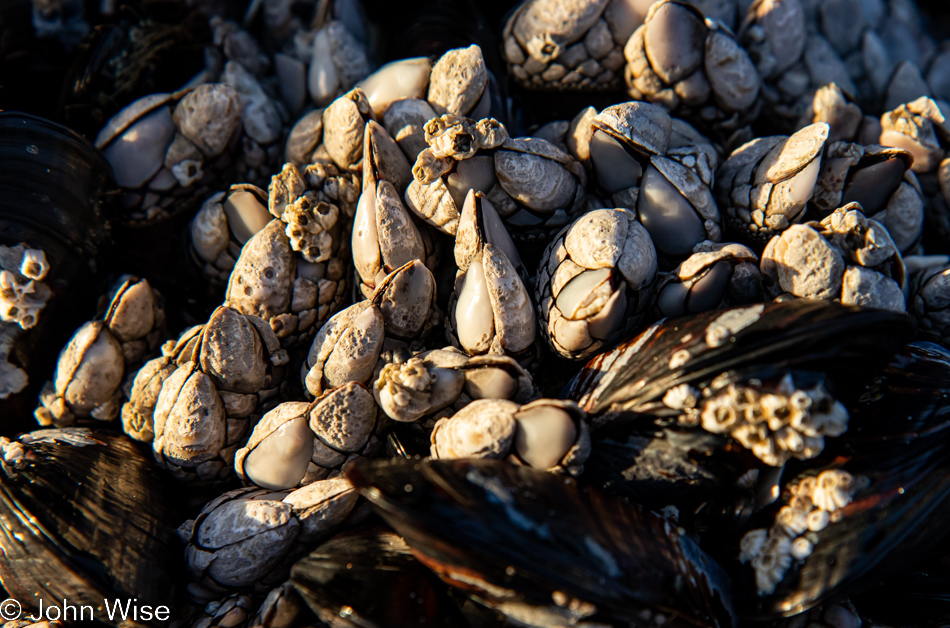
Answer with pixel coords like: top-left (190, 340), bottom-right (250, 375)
top-left (0, 244), bottom-right (51, 330)
top-left (698, 373), bottom-right (848, 466)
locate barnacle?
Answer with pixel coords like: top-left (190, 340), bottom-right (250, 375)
top-left (0, 245), bottom-right (51, 330)
top-left (741, 469), bottom-right (865, 595)
top-left (697, 373), bottom-right (848, 467)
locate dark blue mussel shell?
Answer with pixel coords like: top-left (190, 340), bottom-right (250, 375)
top-left (0, 429), bottom-right (180, 627)
top-left (346, 457), bottom-right (735, 628)
top-left (564, 301), bottom-right (915, 535)
top-left (735, 342), bottom-right (950, 618)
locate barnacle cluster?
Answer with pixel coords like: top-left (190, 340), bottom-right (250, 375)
top-left (0, 245), bottom-right (50, 330)
top-left (696, 374), bottom-right (849, 466)
top-left (741, 470), bottom-right (866, 595)
top-left (7, 0), bottom-right (950, 624)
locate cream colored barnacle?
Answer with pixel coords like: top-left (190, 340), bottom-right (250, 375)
top-left (431, 398), bottom-right (590, 475)
top-left (697, 374), bottom-right (848, 466)
top-left (0, 244), bottom-right (51, 330)
top-left (742, 468), bottom-right (867, 595)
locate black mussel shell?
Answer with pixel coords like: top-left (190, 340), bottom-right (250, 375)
top-left (0, 429), bottom-right (179, 626)
top-left (854, 537), bottom-right (950, 626)
top-left (0, 113), bottom-right (112, 263)
top-left (566, 300), bottom-right (914, 423)
top-left (291, 527), bottom-right (469, 628)
top-left (346, 458), bottom-right (736, 628)
top-left (736, 343), bottom-right (950, 618)
top-left (583, 426), bottom-right (768, 538)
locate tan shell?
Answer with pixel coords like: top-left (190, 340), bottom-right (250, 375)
top-left (234, 401), bottom-right (312, 486)
top-left (199, 306), bottom-right (267, 394)
top-left (226, 219), bottom-right (296, 322)
top-left (536, 208), bottom-right (656, 360)
top-left (428, 45), bottom-right (489, 117)
top-left (515, 0), bottom-right (607, 60)
top-left (304, 301), bottom-right (385, 396)
top-left (373, 353), bottom-right (466, 423)
top-left (512, 398), bottom-right (591, 474)
top-left (284, 108), bottom-right (325, 166)
top-left (383, 98), bottom-right (438, 162)
top-left (591, 101), bottom-right (672, 156)
top-left (173, 84), bottom-right (243, 157)
top-left (309, 382), bottom-right (378, 455)
top-left (494, 139), bottom-right (581, 212)
top-left (374, 260), bottom-right (437, 340)
top-left (405, 178), bottom-right (462, 235)
top-left (483, 243), bottom-right (536, 354)
top-left (104, 277), bottom-right (158, 343)
top-left (269, 163), bottom-right (308, 218)
top-left (431, 398), bottom-right (519, 459)
top-left (153, 361), bottom-right (227, 466)
top-left (54, 321), bottom-right (124, 415)
top-left (322, 88), bottom-right (374, 172)
top-left (191, 192), bottom-right (231, 271)
top-left (122, 355), bottom-right (178, 441)
top-left (282, 477), bottom-right (360, 541)
top-left (365, 120), bottom-right (412, 193)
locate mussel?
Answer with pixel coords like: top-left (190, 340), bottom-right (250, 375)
top-left (0, 428), bottom-right (179, 627)
top-left (734, 342), bottom-right (950, 618)
top-left (565, 300), bottom-right (916, 535)
top-left (346, 457), bottom-right (735, 628)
